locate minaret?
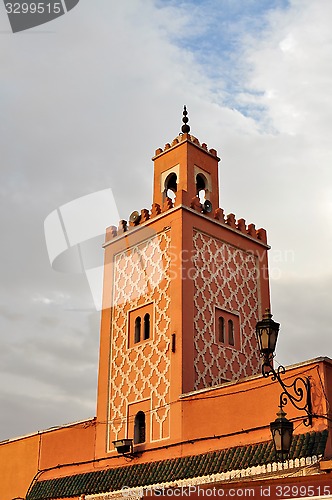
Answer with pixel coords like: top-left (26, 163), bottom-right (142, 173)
top-left (153, 106), bottom-right (220, 212)
top-left (95, 108), bottom-right (271, 454)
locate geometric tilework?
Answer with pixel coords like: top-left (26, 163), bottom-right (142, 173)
top-left (193, 230), bottom-right (261, 389)
top-left (108, 230), bottom-right (172, 448)
top-left (27, 430), bottom-right (328, 500)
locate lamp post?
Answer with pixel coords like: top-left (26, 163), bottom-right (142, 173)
top-left (255, 309), bottom-right (280, 376)
top-left (270, 407), bottom-right (294, 461)
top-left (256, 309), bottom-right (313, 459)
top-left (113, 438), bottom-right (133, 455)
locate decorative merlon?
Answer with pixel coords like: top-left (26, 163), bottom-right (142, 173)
top-left (105, 201), bottom-right (267, 245)
top-left (153, 133), bottom-right (218, 159)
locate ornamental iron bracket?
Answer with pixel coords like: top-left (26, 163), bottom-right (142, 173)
top-left (262, 355), bottom-right (313, 427)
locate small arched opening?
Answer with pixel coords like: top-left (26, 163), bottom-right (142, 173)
top-left (196, 173), bottom-right (207, 204)
top-left (164, 172), bottom-right (177, 202)
top-left (134, 316), bottom-right (141, 343)
top-left (228, 319), bottom-right (235, 346)
top-left (218, 316), bottom-right (225, 343)
top-left (144, 313), bottom-right (150, 340)
top-left (134, 411), bottom-right (146, 444)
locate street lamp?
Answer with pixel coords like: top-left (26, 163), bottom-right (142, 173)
top-left (256, 309), bottom-right (280, 375)
top-left (270, 407), bottom-right (294, 462)
top-left (256, 309), bottom-right (313, 458)
top-left (113, 438), bottom-right (133, 455)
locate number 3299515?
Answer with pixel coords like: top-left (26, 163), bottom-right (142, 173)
top-left (5, 3), bottom-right (62, 14)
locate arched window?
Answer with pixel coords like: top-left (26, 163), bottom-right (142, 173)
top-left (228, 319), bottom-right (234, 346)
top-left (144, 313), bottom-right (150, 340)
top-left (215, 309), bottom-right (239, 350)
top-left (218, 316), bottom-right (225, 343)
top-left (129, 304), bottom-right (153, 347)
top-left (165, 172), bottom-right (177, 202)
top-left (134, 316), bottom-right (141, 343)
top-left (196, 174), bottom-right (206, 204)
top-left (134, 411), bottom-right (146, 444)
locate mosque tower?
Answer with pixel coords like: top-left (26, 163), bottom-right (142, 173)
top-left (95, 107), bottom-right (270, 453)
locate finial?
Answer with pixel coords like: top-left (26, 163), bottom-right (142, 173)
top-left (181, 105), bottom-right (190, 133)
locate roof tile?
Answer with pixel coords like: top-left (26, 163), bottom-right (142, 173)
top-left (27, 430), bottom-right (328, 500)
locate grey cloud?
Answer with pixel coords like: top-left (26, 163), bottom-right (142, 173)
top-left (272, 275), bottom-right (332, 366)
top-left (1, 0), bottom-right (332, 442)
top-left (38, 316), bottom-right (61, 327)
top-left (0, 392), bottom-right (94, 442)
top-left (0, 306), bottom-right (24, 322)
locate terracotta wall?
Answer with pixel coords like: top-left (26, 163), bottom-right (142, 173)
top-left (0, 419), bottom-right (96, 500)
top-left (1, 360), bottom-right (330, 498)
top-left (0, 433), bottom-right (40, 500)
top-left (322, 360), bottom-right (332, 457)
top-left (39, 419), bottom-right (96, 470)
top-left (180, 359), bottom-right (331, 455)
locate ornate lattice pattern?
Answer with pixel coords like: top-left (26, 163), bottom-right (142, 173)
top-left (108, 231), bottom-right (171, 448)
top-left (193, 230), bottom-right (261, 389)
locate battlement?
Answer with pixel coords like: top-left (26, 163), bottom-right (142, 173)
top-left (153, 133), bottom-right (219, 160)
top-left (105, 200), bottom-right (267, 245)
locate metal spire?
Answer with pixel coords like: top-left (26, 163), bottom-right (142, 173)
top-left (181, 105), bottom-right (190, 133)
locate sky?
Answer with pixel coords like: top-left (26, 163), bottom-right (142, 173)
top-left (0, 0), bottom-right (331, 441)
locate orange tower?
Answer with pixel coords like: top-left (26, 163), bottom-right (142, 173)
top-left (96, 107), bottom-right (271, 455)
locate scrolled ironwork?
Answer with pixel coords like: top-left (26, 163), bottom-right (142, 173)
top-left (262, 355), bottom-right (313, 426)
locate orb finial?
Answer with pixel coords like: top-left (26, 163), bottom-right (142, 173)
top-left (181, 105), bottom-right (190, 133)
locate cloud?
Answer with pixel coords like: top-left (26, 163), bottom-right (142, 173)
top-left (0, 0), bottom-right (331, 441)
top-left (272, 274), bottom-right (332, 365)
top-left (0, 304), bottom-right (99, 439)
top-left (243, 0), bottom-right (332, 135)
top-left (0, 393), bottom-right (92, 442)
